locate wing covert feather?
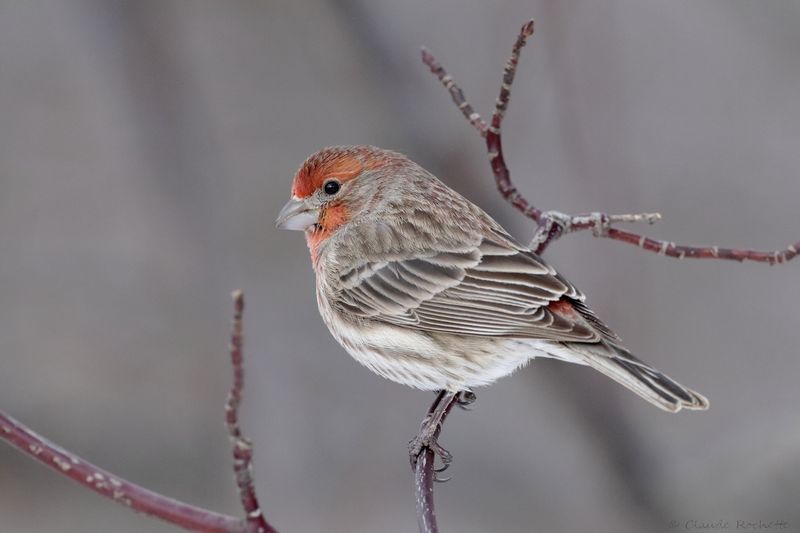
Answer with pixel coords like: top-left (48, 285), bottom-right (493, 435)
top-left (334, 235), bottom-right (597, 342)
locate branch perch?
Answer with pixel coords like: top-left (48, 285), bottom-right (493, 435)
top-left (0, 291), bottom-right (277, 533)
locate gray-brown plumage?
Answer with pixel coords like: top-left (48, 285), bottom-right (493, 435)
top-left (276, 145), bottom-right (708, 412)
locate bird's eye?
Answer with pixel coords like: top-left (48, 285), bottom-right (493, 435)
top-left (323, 180), bottom-right (341, 195)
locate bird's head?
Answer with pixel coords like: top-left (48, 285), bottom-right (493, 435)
top-left (275, 145), bottom-right (410, 236)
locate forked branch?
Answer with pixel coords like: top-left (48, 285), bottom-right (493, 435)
top-left (422, 19), bottom-right (799, 262)
top-left (0, 291), bottom-right (278, 533)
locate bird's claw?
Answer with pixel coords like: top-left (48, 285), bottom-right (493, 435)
top-left (408, 438), bottom-right (453, 482)
top-left (408, 419), bottom-right (453, 480)
top-left (456, 390), bottom-right (476, 410)
top-left (410, 390), bottom-right (474, 479)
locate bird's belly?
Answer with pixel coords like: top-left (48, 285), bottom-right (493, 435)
top-left (327, 317), bottom-right (551, 390)
top-left (316, 286), bottom-right (578, 390)
top-left (342, 341), bottom-right (456, 390)
top-left (328, 317), bottom-right (461, 390)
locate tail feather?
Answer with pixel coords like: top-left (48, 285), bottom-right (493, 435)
top-left (566, 343), bottom-right (709, 412)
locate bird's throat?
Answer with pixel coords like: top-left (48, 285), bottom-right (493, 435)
top-left (306, 202), bottom-right (349, 265)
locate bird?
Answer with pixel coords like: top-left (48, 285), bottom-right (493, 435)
top-left (276, 145), bottom-right (708, 465)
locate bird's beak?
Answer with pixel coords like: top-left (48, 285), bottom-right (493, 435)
top-left (275, 197), bottom-right (318, 231)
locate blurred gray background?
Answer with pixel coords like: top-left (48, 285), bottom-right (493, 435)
top-left (1, 2), bottom-right (798, 532)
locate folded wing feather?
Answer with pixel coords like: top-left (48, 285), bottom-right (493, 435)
top-left (335, 237), bottom-right (598, 341)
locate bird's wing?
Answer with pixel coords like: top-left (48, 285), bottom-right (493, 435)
top-left (334, 233), bottom-right (604, 342)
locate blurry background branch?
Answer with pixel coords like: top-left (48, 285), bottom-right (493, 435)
top-left (0, 292), bottom-right (277, 533)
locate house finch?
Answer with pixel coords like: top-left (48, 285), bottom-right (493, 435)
top-left (277, 145), bottom-right (708, 461)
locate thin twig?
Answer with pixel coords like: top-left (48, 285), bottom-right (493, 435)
top-left (227, 291), bottom-right (277, 533)
top-left (420, 48), bottom-right (488, 136)
top-left (422, 19), bottom-right (800, 263)
top-left (0, 412), bottom-right (245, 532)
top-left (414, 392), bottom-right (459, 533)
top-left (0, 292), bottom-right (278, 533)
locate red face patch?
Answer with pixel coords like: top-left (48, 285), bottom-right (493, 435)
top-left (291, 146), bottom-right (383, 199)
top-left (305, 202), bottom-right (350, 264)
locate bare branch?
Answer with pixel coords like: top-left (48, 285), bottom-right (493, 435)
top-left (420, 48), bottom-right (487, 136)
top-left (0, 291), bottom-right (278, 533)
top-left (0, 409), bottom-right (245, 532)
top-left (604, 228), bottom-right (798, 264)
top-left (423, 19), bottom-right (800, 263)
top-left (227, 291), bottom-right (278, 533)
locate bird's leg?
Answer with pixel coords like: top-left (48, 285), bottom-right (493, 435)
top-left (409, 390), bottom-right (475, 479)
top-left (409, 391), bottom-right (455, 472)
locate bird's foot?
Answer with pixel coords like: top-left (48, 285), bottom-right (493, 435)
top-left (408, 390), bottom-right (474, 481)
top-left (408, 421), bottom-right (453, 482)
top-left (455, 390), bottom-right (476, 411)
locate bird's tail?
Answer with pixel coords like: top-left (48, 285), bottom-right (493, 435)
top-left (565, 342), bottom-right (709, 412)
